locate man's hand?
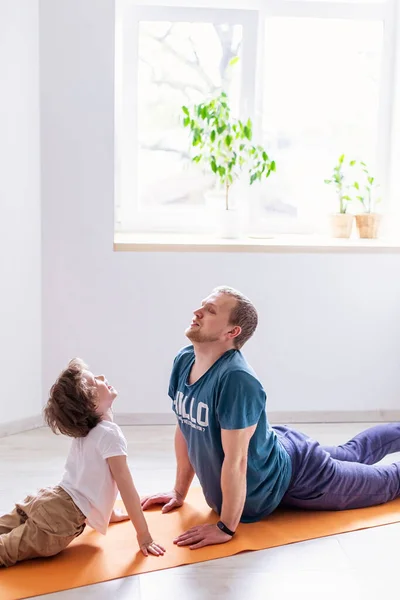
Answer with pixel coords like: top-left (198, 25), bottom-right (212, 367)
top-left (173, 523), bottom-right (232, 550)
top-left (141, 490), bottom-right (184, 513)
top-left (109, 508), bottom-right (130, 523)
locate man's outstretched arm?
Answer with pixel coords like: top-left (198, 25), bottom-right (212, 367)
top-left (219, 424), bottom-right (256, 531)
top-left (174, 424), bottom-right (256, 549)
top-left (173, 424), bottom-right (195, 500)
top-left (141, 425), bottom-right (195, 512)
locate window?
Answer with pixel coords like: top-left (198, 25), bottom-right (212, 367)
top-left (115, 1), bottom-right (395, 236)
top-left (256, 17), bottom-right (384, 234)
top-left (137, 20), bottom-right (243, 212)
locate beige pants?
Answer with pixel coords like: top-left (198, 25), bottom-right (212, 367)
top-left (0, 486), bottom-right (86, 567)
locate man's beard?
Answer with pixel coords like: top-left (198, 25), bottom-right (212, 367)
top-left (185, 326), bottom-right (220, 344)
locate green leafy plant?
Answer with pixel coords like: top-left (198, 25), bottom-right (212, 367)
top-left (353, 162), bottom-right (381, 214)
top-left (182, 91), bottom-right (275, 210)
top-left (324, 154), bottom-right (356, 214)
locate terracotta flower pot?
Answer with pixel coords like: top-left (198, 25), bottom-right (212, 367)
top-left (329, 213), bottom-right (354, 238)
top-left (355, 213), bottom-right (382, 239)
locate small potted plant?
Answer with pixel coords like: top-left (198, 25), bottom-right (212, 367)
top-left (182, 91), bottom-right (275, 238)
top-left (353, 162), bottom-right (382, 239)
top-left (324, 154), bottom-right (356, 238)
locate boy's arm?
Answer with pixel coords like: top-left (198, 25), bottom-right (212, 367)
top-left (107, 455), bottom-right (165, 556)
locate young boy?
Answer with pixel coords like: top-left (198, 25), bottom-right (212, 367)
top-left (0, 358), bottom-right (165, 567)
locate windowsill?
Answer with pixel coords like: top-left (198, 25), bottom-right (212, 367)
top-left (114, 232), bottom-right (400, 253)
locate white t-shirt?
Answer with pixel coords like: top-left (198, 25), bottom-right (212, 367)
top-left (60, 420), bottom-right (128, 535)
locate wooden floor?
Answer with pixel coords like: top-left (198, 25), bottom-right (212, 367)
top-left (0, 423), bottom-right (397, 599)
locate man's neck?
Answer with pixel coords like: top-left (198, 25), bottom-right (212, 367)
top-left (190, 342), bottom-right (235, 383)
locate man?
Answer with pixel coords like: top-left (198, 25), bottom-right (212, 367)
top-left (141, 286), bottom-right (400, 550)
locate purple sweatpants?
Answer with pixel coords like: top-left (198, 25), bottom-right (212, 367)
top-left (274, 424), bottom-right (400, 510)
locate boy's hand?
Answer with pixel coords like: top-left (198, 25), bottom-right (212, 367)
top-left (106, 455), bottom-right (166, 556)
top-left (109, 509), bottom-right (130, 523)
top-left (137, 531), bottom-right (166, 557)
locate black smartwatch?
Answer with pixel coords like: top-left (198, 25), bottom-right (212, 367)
top-left (216, 520), bottom-right (235, 536)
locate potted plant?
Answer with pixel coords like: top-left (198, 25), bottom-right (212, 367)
top-left (353, 162), bottom-right (382, 239)
top-left (182, 91), bottom-right (275, 238)
top-left (324, 154), bottom-right (356, 238)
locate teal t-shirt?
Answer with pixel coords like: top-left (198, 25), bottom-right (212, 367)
top-left (168, 346), bottom-right (292, 522)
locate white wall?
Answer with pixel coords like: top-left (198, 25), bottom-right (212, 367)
top-left (0, 1), bottom-right (41, 429)
top-left (0, 0), bottom-right (42, 432)
top-left (40, 0), bottom-right (400, 420)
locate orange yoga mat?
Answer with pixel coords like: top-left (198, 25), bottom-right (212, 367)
top-left (2, 487), bottom-right (400, 600)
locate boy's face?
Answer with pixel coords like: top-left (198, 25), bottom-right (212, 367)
top-left (82, 371), bottom-right (118, 415)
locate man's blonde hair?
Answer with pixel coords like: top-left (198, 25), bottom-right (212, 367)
top-left (213, 286), bottom-right (258, 349)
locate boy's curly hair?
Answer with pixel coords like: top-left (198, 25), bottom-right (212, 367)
top-left (43, 358), bottom-right (101, 438)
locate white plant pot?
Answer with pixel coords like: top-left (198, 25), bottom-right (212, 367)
top-left (205, 189), bottom-right (243, 239)
top-left (216, 208), bottom-right (242, 239)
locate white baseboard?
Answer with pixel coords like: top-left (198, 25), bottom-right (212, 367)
top-left (0, 415), bottom-right (44, 438)
top-left (268, 410), bottom-right (400, 423)
top-left (2, 410), bottom-right (399, 438)
top-left (115, 413), bottom-right (177, 425)
top-left (113, 410), bottom-right (400, 426)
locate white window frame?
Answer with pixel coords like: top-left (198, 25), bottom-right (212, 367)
top-left (254, 0), bottom-right (396, 235)
top-left (115, 0), bottom-right (396, 236)
top-left (115, 4), bottom-right (258, 233)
